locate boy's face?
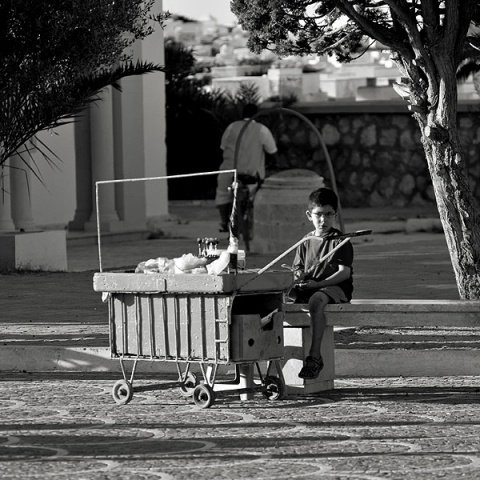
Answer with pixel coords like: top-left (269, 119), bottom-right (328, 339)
top-left (306, 204), bottom-right (337, 234)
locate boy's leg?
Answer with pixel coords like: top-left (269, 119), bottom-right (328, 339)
top-left (298, 290), bottom-right (329, 379)
top-left (307, 291), bottom-right (330, 359)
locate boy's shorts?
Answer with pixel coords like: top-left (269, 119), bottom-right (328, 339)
top-left (293, 285), bottom-right (349, 304)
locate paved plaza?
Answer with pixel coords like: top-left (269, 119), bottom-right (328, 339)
top-left (1, 203), bottom-right (479, 478)
top-left (1, 373), bottom-right (479, 479)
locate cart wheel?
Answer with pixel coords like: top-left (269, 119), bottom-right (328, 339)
top-left (112, 379), bottom-right (133, 405)
top-left (193, 384), bottom-right (215, 409)
top-left (262, 376), bottom-right (283, 401)
top-left (179, 372), bottom-right (198, 397)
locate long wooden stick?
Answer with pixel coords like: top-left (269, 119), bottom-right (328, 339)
top-left (256, 229), bottom-right (372, 275)
top-left (293, 237), bottom-right (352, 283)
top-left (256, 236), bottom-right (341, 275)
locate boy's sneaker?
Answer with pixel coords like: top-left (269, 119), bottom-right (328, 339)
top-left (298, 355), bottom-right (324, 379)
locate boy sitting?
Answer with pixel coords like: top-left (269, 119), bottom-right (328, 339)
top-left (291, 187), bottom-right (354, 379)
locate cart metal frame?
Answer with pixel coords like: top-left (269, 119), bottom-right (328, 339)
top-left (94, 172), bottom-right (292, 408)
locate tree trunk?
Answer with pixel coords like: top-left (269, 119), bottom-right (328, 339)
top-left (418, 123), bottom-right (480, 299)
top-left (399, 36), bottom-right (480, 300)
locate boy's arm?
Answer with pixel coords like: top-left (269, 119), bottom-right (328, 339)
top-left (220, 123), bottom-right (234, 151)
top-left (297, 265), bottom-right (351, 290)
top-left (292, 245), bottom-right (305, 281)
top-left (297, 240), bottom-right (353, 290)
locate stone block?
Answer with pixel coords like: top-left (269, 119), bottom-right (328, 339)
top-left (0, 231), bottom-right (67, 271)
top-left (252, 169), bottom-right (325, 253)
top-left (282, 324), bottom-right (335, 394)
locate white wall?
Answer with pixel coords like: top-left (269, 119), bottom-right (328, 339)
top-left (211, 75), bottom-right (270, 101)
top-left (143, 0), bottom-right (168, 218)
top-left (29, 0), bottom-right (167, 229)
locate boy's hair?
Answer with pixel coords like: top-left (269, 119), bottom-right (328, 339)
top-left (308, 187), bottom-right (338, 211)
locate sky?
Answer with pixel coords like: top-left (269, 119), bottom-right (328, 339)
top-left (163, 0), bottom-right (237, 25)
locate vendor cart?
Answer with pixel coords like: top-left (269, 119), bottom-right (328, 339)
top-left (93, 269), bottom-right (292, 408)
top-left (92, 170), bottom-right (294, 408)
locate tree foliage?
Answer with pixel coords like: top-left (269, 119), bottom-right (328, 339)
top-left (232, 1), bottom-right (480, 111)
top-left (232, 0), bottom-right (480, 298)
top-left (164, 37), bottom-right (198, 88)
top-left (233, 2), bottom-right (480, 59)
top-left (0, 0), bottom-right (168, 167)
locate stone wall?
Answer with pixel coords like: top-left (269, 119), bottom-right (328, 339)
top-left (262, 100), bottom-right (480, 208)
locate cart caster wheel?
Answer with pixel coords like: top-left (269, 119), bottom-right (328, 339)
top-left (179, 372), bottom-right (198, 397)
top-left (112, 379), bottom-right (133, 405)
top-left (262, 376), bottom-right (283, 401)
top-left (193, 384), bottom-right (215, 409)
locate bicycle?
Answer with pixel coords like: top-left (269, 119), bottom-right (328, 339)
top-left (231, 174), bottom-right (261, 252)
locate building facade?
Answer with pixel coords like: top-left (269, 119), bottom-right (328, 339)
top-left (0, 1), bottom-right (167, 270)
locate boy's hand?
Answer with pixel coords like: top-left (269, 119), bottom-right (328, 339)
top-left (296, 280), bottom-right (317, 290)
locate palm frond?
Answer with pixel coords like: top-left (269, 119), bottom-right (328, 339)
top-left (0, 61), bottom-right (165, 166)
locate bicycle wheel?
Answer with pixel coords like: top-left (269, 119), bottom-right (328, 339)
top-left (243, 199), bottom-right (254, 242)
top-left (235, 185), bottom-right (251, 251)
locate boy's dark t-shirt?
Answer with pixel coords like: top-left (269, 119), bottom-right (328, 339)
top-left (292, 227), bottom-right (354, 301)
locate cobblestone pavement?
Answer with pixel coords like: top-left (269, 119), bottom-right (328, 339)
top-left (1, 373), bottom-right (479, 479)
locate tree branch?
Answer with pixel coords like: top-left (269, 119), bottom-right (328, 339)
top-left (336, 0), bottom-right (406, 52)
top-left (383, 0), bottom-right (424, 48)
top-left (419, 0), bottom-right (440, 45)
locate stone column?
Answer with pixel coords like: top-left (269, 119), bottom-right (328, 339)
top-left (0, 162), bottom-right (15, 231)
top-left (10, 150), bottom-right (37, 231)
top-left (86, 87), bottom-right (120, 232)
top-left (0, 146), bottom-right (68, 272)
top-left (113, 46), bottom-right (147, 230)
top-left (69, 110), bottom-right (93, 230)
top-left (141, 2), bottom-right (168, 220)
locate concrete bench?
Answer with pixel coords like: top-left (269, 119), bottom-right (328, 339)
top-left (281, 299), bottom-right (480, 394)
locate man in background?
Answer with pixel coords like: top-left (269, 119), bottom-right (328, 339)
top-left (215, 103), bottom-right (278, 232)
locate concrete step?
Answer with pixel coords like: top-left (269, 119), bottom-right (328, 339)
top-left (336, 349), bottom-right (480, 377)
top-left (335, 326), bottom-right (480, 350)
top-left (3, 328), bottom-right (479, 377)
top-left (334, 326), bottom-right (480, 377)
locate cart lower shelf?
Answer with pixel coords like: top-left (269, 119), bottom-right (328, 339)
top-left (111, 359), bottom-right (285, 409)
